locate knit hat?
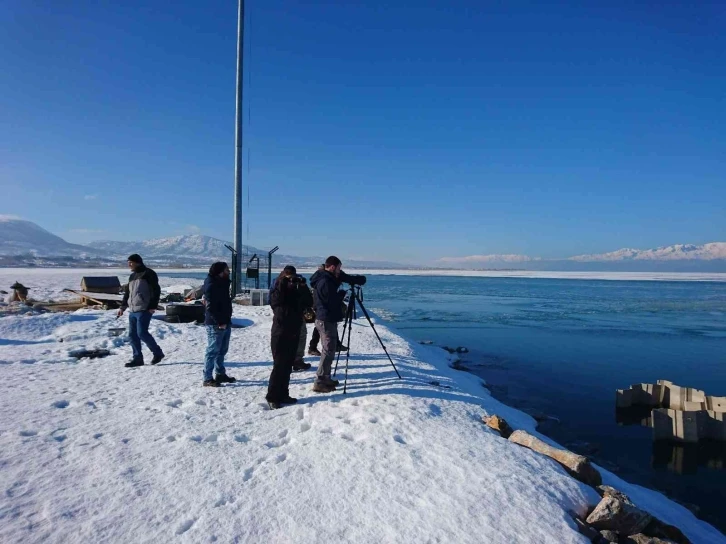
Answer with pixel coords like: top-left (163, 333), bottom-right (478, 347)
top-left (127, 254), bottom-right (143, 264)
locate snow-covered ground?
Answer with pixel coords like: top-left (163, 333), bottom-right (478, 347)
top-left (1, 273), bottom-right (724, 543)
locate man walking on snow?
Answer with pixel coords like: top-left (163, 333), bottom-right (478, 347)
top-left (118, 254), bottom-right (165, 367)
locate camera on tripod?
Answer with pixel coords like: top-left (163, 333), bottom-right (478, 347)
top-left (333, 276), bottom-right (401, 393)
top-left (341, 274), bottom-right (366, 286)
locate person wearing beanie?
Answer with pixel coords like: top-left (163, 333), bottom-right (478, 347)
top-left (118, 254), bottom-right (165, 367)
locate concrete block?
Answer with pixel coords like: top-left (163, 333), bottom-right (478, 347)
top-left (620, 381), bottom-right (726, 442)
top-left (616, 388), bottom-right (633, 408)
top-left (706, 396), bottom-right (726, 412)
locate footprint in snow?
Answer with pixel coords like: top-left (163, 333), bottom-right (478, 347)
top-left (166, 399), bottom-right (183, 408)
top-left (175, 518), bottom-right (197, 535)
top-left (52, 400), bottom-right (69, 409)
top-left (19, 430), bottom-right (38, 437)
top-left (234, 434), bottom-right (250, 443)
top-left (393, 434), bottom-right (406, 445)
top-left (264, 437), bottom-right (290, 449)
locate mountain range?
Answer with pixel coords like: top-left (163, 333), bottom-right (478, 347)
top-left (1, 217), bottom-right (725, 271)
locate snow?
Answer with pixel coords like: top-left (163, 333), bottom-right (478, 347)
top-left (4, 267), bottom-right (725, 299)
top-left (570, 242), bottom-right (726, 262)
top-left (1, 272), bottom-right (725, 543)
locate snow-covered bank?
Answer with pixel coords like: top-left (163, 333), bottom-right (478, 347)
top-left (0, 283), bottom-right (724, 543)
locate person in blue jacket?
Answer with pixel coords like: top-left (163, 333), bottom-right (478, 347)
top-left (202, 261), bottom-right (236, 387)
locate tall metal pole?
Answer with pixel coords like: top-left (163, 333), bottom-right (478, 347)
top-left (233, 0), bottom-right (245, 292)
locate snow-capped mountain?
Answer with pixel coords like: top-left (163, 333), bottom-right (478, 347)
top-left (0, 216), bottom-right (103, 258)
top-left (87, 235), bottom-right (258, 261)
top-left (570, 243), bottom-right (726, 262)
top-left (2, 218), bottom-right (725, 271)
top-left (86, 235), bottom-right (318, 266)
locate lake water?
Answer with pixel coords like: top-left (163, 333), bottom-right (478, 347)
top-left (160, 272), bottom-right (726, 531)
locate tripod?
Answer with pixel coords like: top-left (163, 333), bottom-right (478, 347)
top-left (333, 285), bottom-right (402, 393)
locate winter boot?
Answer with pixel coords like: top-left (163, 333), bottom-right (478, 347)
top-left (215, 374), bottom-right (237, 384)
top-left (322, 375), bottom-right (340, 387)
top-left (292, 359), bottom-right (312, 372)
top-left (335, 343), bottom-right (348, 353)
top-left (150, 352), bottom-right (165, 365)
top-left (281, 396), bottom-right (298, 405)
top-left (307, 347), bottom-right (321, 357)
top-left (125, 358), bottom-right (144, 368)
top-left (203, 379), bottom-right (220, 387)
top-left (312, 381), bottom-right (336, 393)
top-left (267, 401), bottom-right (282, 410)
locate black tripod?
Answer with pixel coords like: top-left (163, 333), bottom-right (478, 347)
top-left (333, 285), bottom-right (402, 393)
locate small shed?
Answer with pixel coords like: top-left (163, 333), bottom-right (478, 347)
top-left (80, 276), bottom-right (122, 306)
top-left (81, 276), bottom-right (122, 294)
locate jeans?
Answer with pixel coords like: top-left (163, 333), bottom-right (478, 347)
top-left (314, 320), bottom-right (338, 383)
top-left (204, 325), bottom-right (231, 381)
top-left (128, 311), bottom-right (163, 360)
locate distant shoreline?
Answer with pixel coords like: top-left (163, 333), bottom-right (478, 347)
top-left (2, 267), bottom-right (726, 283)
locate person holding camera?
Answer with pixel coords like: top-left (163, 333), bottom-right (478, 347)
top-left (267, 265), bottom-right (314, 409)
top-left (202, 261), bottom-right (237, 387)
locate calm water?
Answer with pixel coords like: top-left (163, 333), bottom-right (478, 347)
top-left (161, 272), bottom-right (726, 530)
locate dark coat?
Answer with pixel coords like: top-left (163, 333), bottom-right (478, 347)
top-left (270, 276), bottom-right (314, 337)
top-left (310, 269), bottom-right (345, 323)
top-left (203, 275), bottom-right (233, 326)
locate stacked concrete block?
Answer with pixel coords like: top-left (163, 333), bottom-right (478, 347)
top-left (616, 380), bottom-right (726, 443)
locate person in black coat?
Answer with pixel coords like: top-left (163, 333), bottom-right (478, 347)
top-left (267, 265), bottom-right (313, 409)
top-left (202, 261), bottom-right (236, 387)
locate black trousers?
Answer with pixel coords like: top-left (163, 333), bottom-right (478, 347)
top-left (308, 326), bottom-right (321, 349)
top-left (267, 331), bottom-right (300, 402)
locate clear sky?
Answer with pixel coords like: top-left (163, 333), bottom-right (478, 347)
top-left (1, 1), bottom-right (724, 264)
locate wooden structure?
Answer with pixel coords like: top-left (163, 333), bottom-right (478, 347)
top-left (79, 277), bottom-right (121, 306)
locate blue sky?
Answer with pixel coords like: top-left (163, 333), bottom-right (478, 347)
top-left (1, 1), bottom-right (724, 264)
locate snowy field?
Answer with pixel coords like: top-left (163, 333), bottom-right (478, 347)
top-left (1, 271), bottom-right (724, 543)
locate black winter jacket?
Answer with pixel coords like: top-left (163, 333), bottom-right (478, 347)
top-left (203, 275), bottom-right (233, 326)
top-left (270, 276), bottom-right (314, 336)
top-left (310, 269), bottom-right (346, 323)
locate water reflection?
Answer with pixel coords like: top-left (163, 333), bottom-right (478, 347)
top-left (617, 407), bottom-right (726, 474)
top-left (652, 441), bottom-right (726, 475)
